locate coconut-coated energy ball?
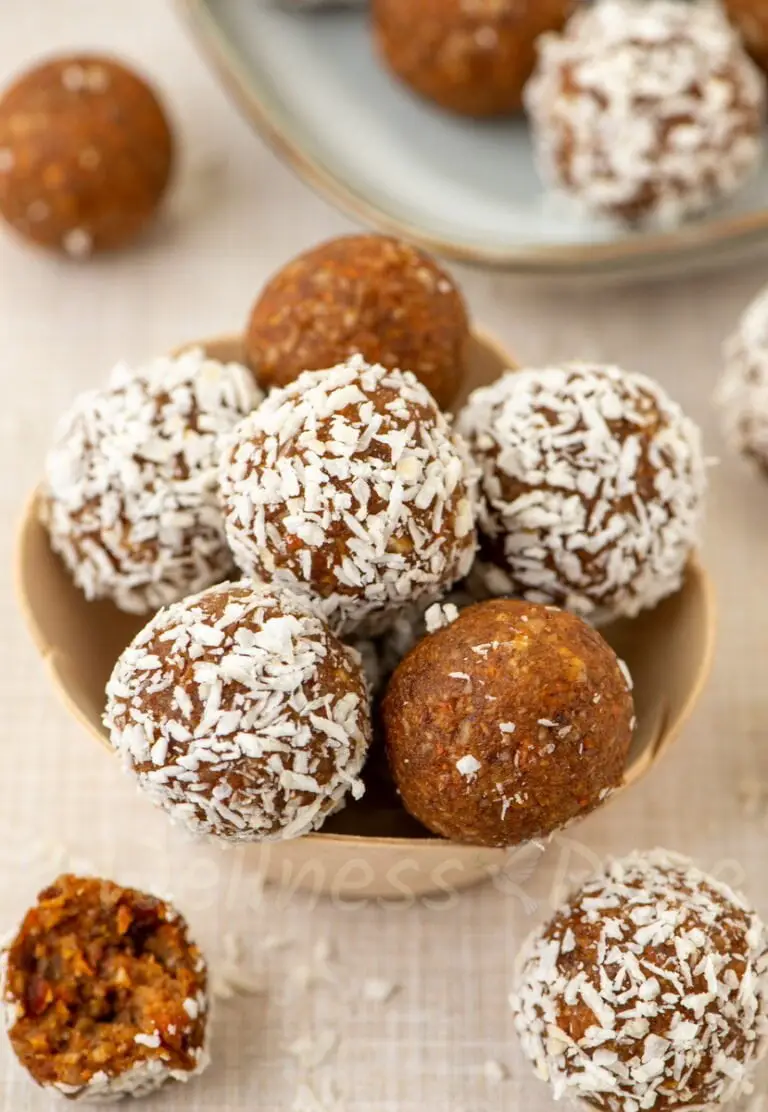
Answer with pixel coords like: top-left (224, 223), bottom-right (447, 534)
top-left (382, 598), bottom-right (634, 847)
top-left (511, 849), bottom-right (768, 1111)
top-left (457, 363), bottom-right (706, 623)
top-left (718, 283), bottom-right (768, 471)
top-left (219, 355), bottom-right (478, 635)
top-left (2, 874), bottom-right (209, 1102)
top-left (41, 348), bottom-right (261, 615)
top-left (245, 234), bottom-right (469, 409)
top-left (525, 0), bottom-right (766, 227)
top-left (373, 0), bottom-right (572, 117)
top-left (104, 581), bottom-right (372, 843)
top-left (0, 54), bottom-right (173, 257)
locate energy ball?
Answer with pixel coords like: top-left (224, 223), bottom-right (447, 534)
top-left (41, 348), bottom-right (261, 615)
top-left (457, 363), bottom-right (706, 623)
top-left (104, 581), bottom-right (372, 842)
top-left (382, 598), bottom-right (634, 847)
top-left (726, 0), bottom-right (768, 71)
top-left (511, 849), bottom-right (768, 1110)
top-left (219, 355), bottom-right (478, 635)
top-left (524, 0), bottom-right (766, 227)
top-left (718, 283), bottom-right (768, 471)
top-left (0, 54), bottom-right (173, 257)
top-left (245, 234), bottom-right (469, 409)
top-left (2, 875), bottom-right (209, 1101)
top-left (373, 0), bottom-right (571, 117)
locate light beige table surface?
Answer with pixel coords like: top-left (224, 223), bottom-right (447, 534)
top-left (2, 3), bottom-right (768, 1110)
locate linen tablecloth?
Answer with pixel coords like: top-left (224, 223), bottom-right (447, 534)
top-left (2, 3), bottom-right (768, 1109)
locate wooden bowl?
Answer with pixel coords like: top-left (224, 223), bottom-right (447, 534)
top-left (15, 329), bottom-right (716, 899)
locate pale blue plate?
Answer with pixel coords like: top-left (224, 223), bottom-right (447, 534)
top-left (179, 0), bottom-right (768, 275)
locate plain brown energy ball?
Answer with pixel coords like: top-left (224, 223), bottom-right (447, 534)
top-left (726, 0), bottom-right (768, 70)
top-left (372, 0), bottom-right (572, 117)
top-left (0, 54), bottom-right (173, 257)
top-left (511, 849), bottom-right (768, 1110)
top-left (2, 875), bottom-right (209, 1101)
top-left (245, 233), bottom-right (469, 409)
top-left (382, 598), bottom-right (634, 848)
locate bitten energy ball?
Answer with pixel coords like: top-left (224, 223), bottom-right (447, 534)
top-left (718, 283), bottom-right (768, 471)
top-left (42, 348), bottom-right (261, 614)
top-left (457, 363), bottom-right (706, 622)
top-left (373, 0), bottom-right (571, 117)
top-left (525, 0), bottom-right (766, 227)
top-left (511, 849), bottom-right (768, 1110)
top-left (382, 598), bottom-right (634, 847)
top-left (1, 875), bottom-right (209, 1102)
top-left (245, 234), bottom-right (469, 409)
top-left (105, 581), bottom-right (371, 842)
top-left (220, 355), bottom-right (477, 634)
top-left (0, 54), bottom-right (173, 256)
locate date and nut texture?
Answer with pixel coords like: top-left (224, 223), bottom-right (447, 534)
top-left (219, 355), bottom-right (478, 636)
top-left (1, 875), bottom-right (209, 1102)
top-left (726, 0), bottom-right (768, 71)
top-left (524, 0), bottom-right (766, 227)
top-left (717, 282), bottom-right (768, 473)
top-left (511, 849), bottom-right (768, 1111)
top-left (244, 234), bottom-right (469, 410)
top-left (457, 362), bottom-right (706, 624)
top-left (0, 54), bottom-right (173, 257)
top-left (104, 581), bottom-right (371, 843)
top-left (373, 0), bottom-right (572, 117)
top-left (41, 348), bottom-right (261, 615)
top-left (382, 598), bottom-right (634, 848)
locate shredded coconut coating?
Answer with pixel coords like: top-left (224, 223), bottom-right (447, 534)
top-left (512, 848), bottom-right (768, 1111)
top-left (524, 0), bottom-right (766, 227)
top-left (104, 581), bottom-right (371, 843)
top-left (718, 284), bottom-right (768, 469)
top-left (41, 348), bottom-right (262, 614)
top-left (457, 363), bottom-right (706, 622)
top-left (219, 355), bottom-right (478, 635)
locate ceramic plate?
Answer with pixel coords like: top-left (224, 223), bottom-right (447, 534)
top-left (182, 0), bottom-right (768, 274)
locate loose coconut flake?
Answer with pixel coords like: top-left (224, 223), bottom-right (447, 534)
top-left (361, 978), bottom-right (398, 1004)
top-left (42, 348), bottom-right (262, 614)
top-left (458, 363), bottom-right (706, 622)
top-left (511, 848), bottom-right (768, 1111)
top-left (104, 581), bottom-right (371, 843)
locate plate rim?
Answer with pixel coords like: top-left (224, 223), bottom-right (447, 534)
top-left (177, 0), bottom-right (768, 274)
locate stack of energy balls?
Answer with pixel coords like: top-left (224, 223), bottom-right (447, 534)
top-left (37, 231), bottom-right (707, 856)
